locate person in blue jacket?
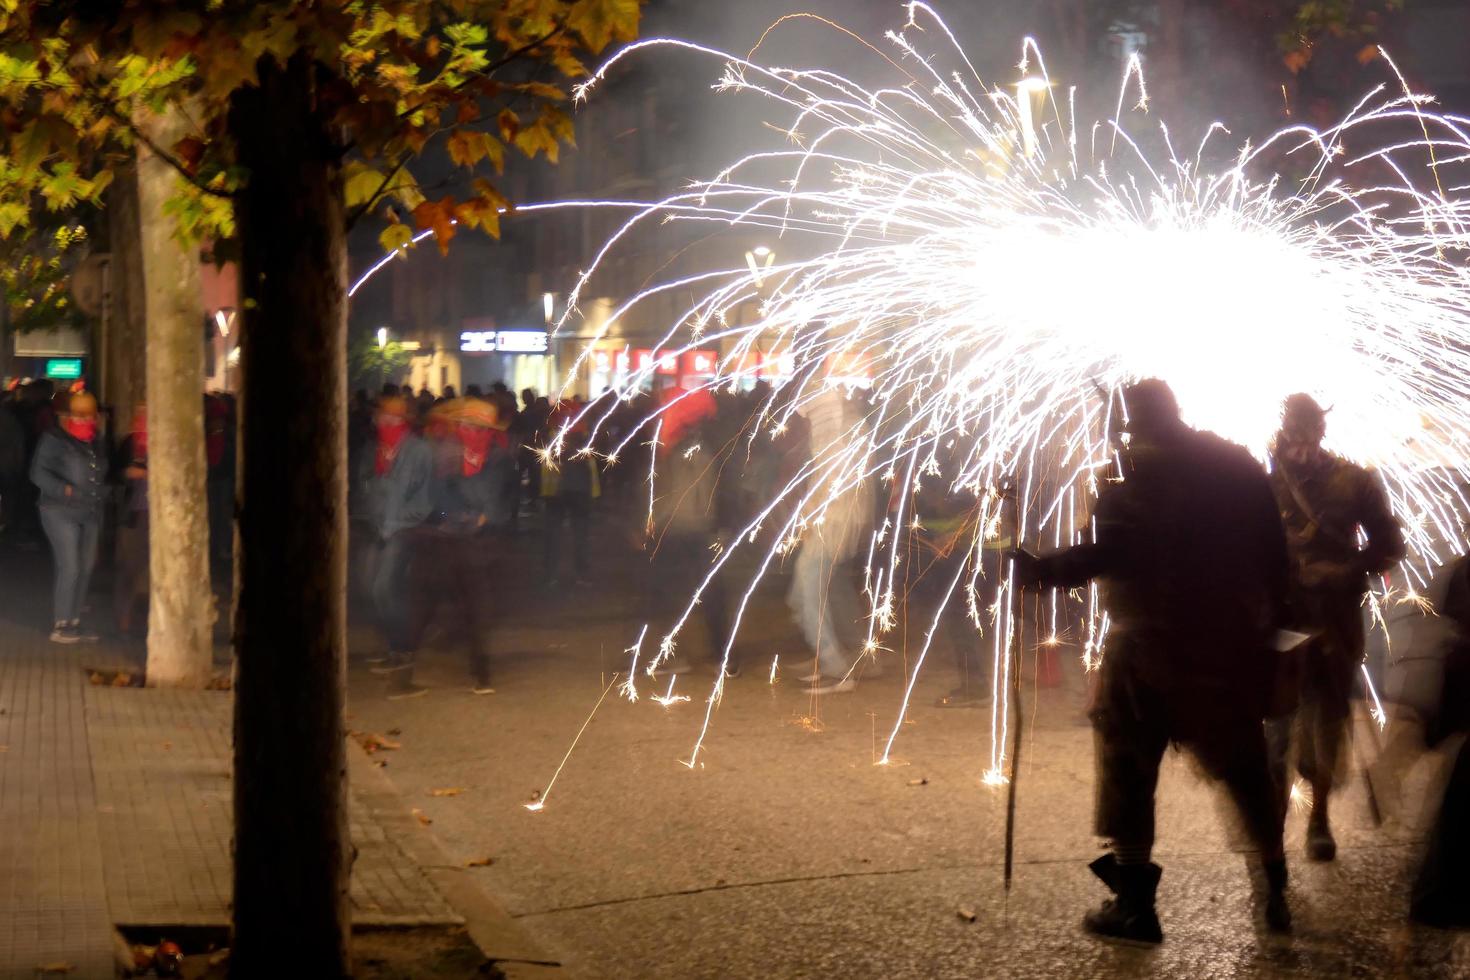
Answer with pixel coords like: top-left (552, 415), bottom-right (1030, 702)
top-left (30, 388), bottom-right (107, 643)
top-left (384, 397), bottom-right (516, 699)
top-left (360, 394), bottom-right (434, 672)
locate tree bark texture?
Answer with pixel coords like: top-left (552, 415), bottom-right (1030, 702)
top-left (227, 52), bottom-right (351, 977)
top-left (104, 163), bottom-right (146, 438)
top-left (135, 111), bottom-right (215, 688)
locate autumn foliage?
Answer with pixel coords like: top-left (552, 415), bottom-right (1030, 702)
top-left (0, 0), bottom-right (641, 253)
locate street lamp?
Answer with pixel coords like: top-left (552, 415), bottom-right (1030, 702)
top-left (745, 245), bottom-right (775, 288)
top-left (376, 326), bottom-right (388, 349)
top-left (543, 291), bottom-right (556, 325)
top-left (1015, 76), bottom-right (1050, 159)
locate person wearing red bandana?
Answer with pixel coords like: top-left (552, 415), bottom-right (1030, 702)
top-left (30, 389), bottom-right (107, 643)
top-left (384, 397), bottom-right (516, 699)
top-left (359, 395), bottom-right (433, 679)
top-left (113, 403), bottom-right (150, 635)
top-left (539, 399), bottom-right (601, 587)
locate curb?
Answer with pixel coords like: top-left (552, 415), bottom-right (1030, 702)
top-left (347, 745), bottom-right (568, 978)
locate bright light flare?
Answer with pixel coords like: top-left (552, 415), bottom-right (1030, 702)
top-left (533, 2), bottom-right (1470, 777)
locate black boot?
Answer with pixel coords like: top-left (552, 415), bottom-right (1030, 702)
top-left (1263, 858), bottom-right (1292, 933)
top-left (1306, 809), bottom-right (1336, 862)
top-left (1084, 854), bottom-right (1163, 944)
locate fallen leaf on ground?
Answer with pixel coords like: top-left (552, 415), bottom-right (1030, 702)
top-left (89, 672), bottom-right (104, 685)
top-left (387, 727), bottom-right (403, 736)
top-left (956, 907), bottom-right (977, 923)
top-left (466, 856), bottom-right (494, 867)
top-left (111, 673), bottom-right (132, 687)
top-left (353, 732), bottom-right (401, 753)
top-left (411, 807), bottom-right (433, 826)
top-left (428, 787), bottom-right (463, 797)
top-left (907, 777), bottom-right (928, 787)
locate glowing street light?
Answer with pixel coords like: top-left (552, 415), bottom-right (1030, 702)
top-left (543, 291), bottom-right (556, 325)
top-left (745, 246), bottom-right (775, 288)
top-left (376, 327), bottom-right (388, 349)
top-left (1015, 76), bottom-right (1051, 158)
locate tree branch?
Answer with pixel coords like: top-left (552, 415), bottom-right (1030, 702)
top-left (79, 81), bottom-right (236, 200)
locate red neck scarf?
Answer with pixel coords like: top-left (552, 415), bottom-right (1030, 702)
top-left (457, 425), bottom-right (503, 476)
top-left (63, 417), bottom-right (97, 442)
top-left (375, 421), bottom-right (409, 475)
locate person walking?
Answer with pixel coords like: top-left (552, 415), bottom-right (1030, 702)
top-left (641, 386), bottom-right (738, 677)
top-left (31, 388), bottom-right (107, 643)
top-left (359, 394), bottom-right (434, 673)
top-left (1013, 379), bottom-right (1293, 942)
top-left (385, 397), bottom-right (516, 698)
top-left (1266, 393), bottom-right (1405, 861)
top-left (541, 401), bottom-right (600, 586)
top-left (113, 403), bottom-right (150, 636)
top-left (788, 382), bottom-right (874, 694)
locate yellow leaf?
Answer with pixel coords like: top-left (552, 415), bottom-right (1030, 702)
top-left (428, 787), bottom-right (464, 797)
top-left (344, 161), bottom-right (387, 207)
top-left (513, 119), bottom-right (560, 163)
top-left (378, 222), bottom-right (414, 254)
top-left (446, 128), bottom-right (494, 168)
top-left (567, 0), bottom-right (641, 55)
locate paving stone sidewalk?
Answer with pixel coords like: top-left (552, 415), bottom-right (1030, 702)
top-left (85, 680), bottom-right (461, 928)
top-left (0, 646), bottom-right (114, 980)
top-left (0, 617), bottom-right (469, 980)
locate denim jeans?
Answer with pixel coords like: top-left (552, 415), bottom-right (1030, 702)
top-left (787, 536), bottom-right (865, 679)
top-left (369, 530), bottom-right (417, 654)
top-left (542, 493), bottom-right (590, 579)
top-left (39, 507), bottom-right (100, 625)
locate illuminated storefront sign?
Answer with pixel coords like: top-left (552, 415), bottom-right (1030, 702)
top-left (44, 358), bottom-right (83, 380)
top-left (460, 329), bottom-right (548, 354)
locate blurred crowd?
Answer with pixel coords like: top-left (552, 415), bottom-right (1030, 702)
top-left (4, 369), bottom-right (1467, 934)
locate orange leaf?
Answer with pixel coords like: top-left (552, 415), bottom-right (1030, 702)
top-left (1356, 44), bottom-right (1379, 66)
top-left (411, 807), bottom-right (433, 826)
top-left (428, 787), bottom-right (464, 797)
top-left (466, 856), bottom-right (495, 867)
top-left (413, 197), bottom-right (457, 254)
top-left (497, 108), bottom-right (520, 142)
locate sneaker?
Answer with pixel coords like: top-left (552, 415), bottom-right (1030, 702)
top-left (809, 677), bottom-right (857, 695)
top-left (68, 620), bottom-right (98, 643)
top-left (386, 683), bottom-right (429, 700)
top-left (469, 684), bottom-right (496, 696)
top-left (369, 653), bottom-right (410, 675)
top-left (364, 653), bottom-right (391, 665)
top-left (650, 661), bottom-right (692, 677)
top-left (49, 623), bottom-right (78, 644)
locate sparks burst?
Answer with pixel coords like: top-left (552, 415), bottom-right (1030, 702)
top-left (541, 2), bottom-right (1470, 779)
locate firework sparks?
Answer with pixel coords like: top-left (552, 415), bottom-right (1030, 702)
top-left (537, 1), bottom-right (1470, 778)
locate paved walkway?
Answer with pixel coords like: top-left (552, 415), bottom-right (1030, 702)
top-left (0, 568), bottom-right (553, 980)
top-left (0, 645), bottom-right (113, 979)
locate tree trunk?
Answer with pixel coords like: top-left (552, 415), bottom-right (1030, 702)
top-left (227, 52), bottom-right (351, 977)
top-left (135, 112), bottom-right (214, 688)
top-left (105, 163), bottom-right (146, 442)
